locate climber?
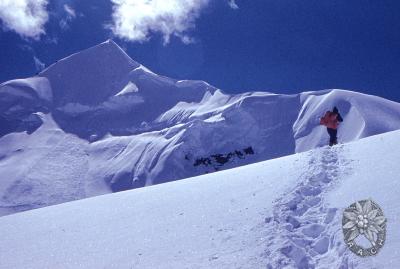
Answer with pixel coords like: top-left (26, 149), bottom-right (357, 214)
top-left (320, 106), bottom-right (343, 146)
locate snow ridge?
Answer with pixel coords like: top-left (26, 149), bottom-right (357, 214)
top-left (264, 145), bottom-right (358, 268)
top-left (2, 40), bottom-right (400, 217)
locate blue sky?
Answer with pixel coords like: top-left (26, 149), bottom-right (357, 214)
top-left (0, 0), bottom-right (399, 101)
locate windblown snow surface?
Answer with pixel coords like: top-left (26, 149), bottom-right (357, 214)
top-left (0, 130), bottom-right (399, 268)
top-left (1, 39), bottom-right (400, 216)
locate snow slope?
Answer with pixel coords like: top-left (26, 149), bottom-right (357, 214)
top-left (0, 130), bottom-right (399, 269)
top-left (1, 40), bottom-right (400, 216)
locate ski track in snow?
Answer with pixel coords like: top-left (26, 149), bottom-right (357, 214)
top-left (263, 145), bottom-right (362, 269)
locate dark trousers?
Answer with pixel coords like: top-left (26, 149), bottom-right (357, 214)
top-left (327, 128), bottom-right (337, 145)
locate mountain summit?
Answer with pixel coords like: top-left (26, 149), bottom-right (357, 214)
top-left (1, 40), bottom-right (400, 216)
top-left (40, 39), bottom-right (140, 106)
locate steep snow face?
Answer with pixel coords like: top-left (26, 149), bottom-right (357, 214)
top-left (0, 113), bottom-right (96, 217)
top-left (0, 130), bottom-right (399, 268)
top-left (1, 40), bottom-right (400, 216)
top-left (36, 40), bottom-right (216, 139)
top-left (40, 39), bottom-right (140, 106)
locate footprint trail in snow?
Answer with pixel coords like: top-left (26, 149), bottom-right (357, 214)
top-left (263, 145), bottom-right (360, 268)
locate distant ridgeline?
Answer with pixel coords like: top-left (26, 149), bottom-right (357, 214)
top-left (187, 146), bottom-right (255, 171)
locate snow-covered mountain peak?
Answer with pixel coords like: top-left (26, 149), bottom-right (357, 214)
top-left (39, 39), bottom-right (140, 106)
top-left (1, 40), bottom-right (400, 217)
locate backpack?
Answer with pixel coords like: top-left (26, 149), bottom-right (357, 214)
top-left (320, 111), bottom-right (339, 129)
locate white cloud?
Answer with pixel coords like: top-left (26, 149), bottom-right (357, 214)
top-left (64, 4), bottom-right (76, 19)
top-left (228, 0), bottom-right (239, 10)
top-left (59, 19), bottom-right (69, 30)
top-left (33, 56), bottom-right (45, 72)
top-left (59, 4), bottom-right (77, 31)
top-left (0, 0), bottom-right (49, 39)
top-left (109, 0), bottom-right (210, 44)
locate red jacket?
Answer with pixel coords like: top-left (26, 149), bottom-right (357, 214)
top-left (320, 111), bottom-right (339, 129)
